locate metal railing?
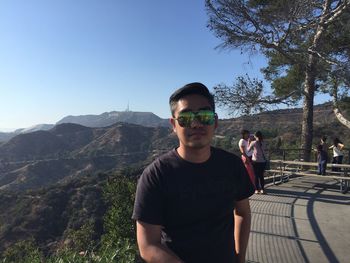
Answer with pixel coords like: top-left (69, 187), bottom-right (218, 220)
top-left (269, 148), bottom-right (350, 163)
top-left (267, 159), bottom-right (350, 193)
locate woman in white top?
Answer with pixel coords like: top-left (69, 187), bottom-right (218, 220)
top-left (329, 138), bottom-right (345, 171)
top-left (238, 129), bottom-right (256, 188)
top-left (248, 131), bottom-right (268, 194)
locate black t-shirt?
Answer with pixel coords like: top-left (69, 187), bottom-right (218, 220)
top-left (132, 147), bottom-right (254, 263)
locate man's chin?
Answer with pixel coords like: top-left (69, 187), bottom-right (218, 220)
top-left (187, 141), bottom-right (210, 149)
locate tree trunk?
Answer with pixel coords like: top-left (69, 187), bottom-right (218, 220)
top-left (301, 71), bottom-right (315, 162)
top-left (300, 0), bottom-right (331, 161)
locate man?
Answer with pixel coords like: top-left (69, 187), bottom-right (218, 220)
top-left (320, 135), bottom-right (329, 162)
top-left (238, 129), bottom-right (256, 191)
top-left (238, 130), bottom-right (253, 163)
top-left (132, 83), bottom-right (254, 263)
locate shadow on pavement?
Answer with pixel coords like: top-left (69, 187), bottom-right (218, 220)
top-left (248, 176), bottom-right (350, 263)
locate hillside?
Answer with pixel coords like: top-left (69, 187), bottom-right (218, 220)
top-left (0, 172), bottom-right (110, 256)
top-left (15, 124), bottom-right (55, 134)
top-left (0, 123), bottom-right (175, 191)
top-left (216, 102), bottom-right (349, 150)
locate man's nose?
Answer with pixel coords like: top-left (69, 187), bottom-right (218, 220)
top-left (190, 117), bottom-right (203, 128)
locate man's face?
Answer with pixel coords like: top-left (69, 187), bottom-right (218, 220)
top-left (170, 94), bottom-right (217, 150)
top-left (243, 132), bottom-right (249, 140)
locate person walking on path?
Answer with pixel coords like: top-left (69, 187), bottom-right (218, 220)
top-left (132, 82), bottom-right (254, 263)
top-left (329, 138), bottom-right (345, 172)
top-left (248, 131), bottom-right (268, 194)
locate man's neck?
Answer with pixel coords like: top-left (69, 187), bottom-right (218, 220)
top-left (176, 145), bottom-right (211, 163)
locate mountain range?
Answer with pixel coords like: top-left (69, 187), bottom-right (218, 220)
top-left (57, 111), bottom-right (169, 128)
top-left (0, 111), bottom-right (169, 143)
top-left (1, 102), bottom-right (349, 192)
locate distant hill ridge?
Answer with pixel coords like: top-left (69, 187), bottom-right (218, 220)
top-left (0, 102), bottom-right (349, 191)
top-left (0, 111), bottom-right (170, 143)
top-left (0, 103), bottom-right (338, 142)
top-left (56, 111), bottom-right (169, 128)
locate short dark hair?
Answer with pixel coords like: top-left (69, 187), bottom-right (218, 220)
top-left (169, 82), bottom-right (215, 117)
top-left (241, 129), bottom-right (249, 136)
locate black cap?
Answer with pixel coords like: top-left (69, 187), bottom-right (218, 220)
top-left (169, 82), bottom-right (215, 116)
top-left (169, 82), bottom-right (212, 103)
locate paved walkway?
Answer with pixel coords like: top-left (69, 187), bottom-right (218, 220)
top-left (247, 176), bottom-right (350, 263)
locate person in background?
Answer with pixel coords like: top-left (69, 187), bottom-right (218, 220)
top-left (317, 144), bottom-right (328, 175)
top-left (329, 138), bottom-right (345, 172)
top-left (132, 82), bottom-right (254, 263)
top-left (248, 131), bottom-right (268, 194)
top-left (238, 130), bottom-right (253, 162)
top-left (238, 129), bottom-right (256, 188)
top-left (320, 135), bottom-right (329, 162)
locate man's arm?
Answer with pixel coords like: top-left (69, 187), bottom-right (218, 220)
top-left (238, 139), bottom-right (245, 155)
top-left (234, 198), bottom-right (251, 263)
top-left (239, 141), bottom-right (250, 164)
top-left (239, 145), bottom-right (246, 156)
top-left (136, 221), bottom-right (184, 263)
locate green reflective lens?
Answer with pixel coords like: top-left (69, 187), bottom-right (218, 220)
top-left (176, 110), bottom-right (215, 127)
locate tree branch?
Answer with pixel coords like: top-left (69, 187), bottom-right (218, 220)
top-left (332, 85), bottom-right (350, 128)
top-left (307, 49), bottom-right (341, 65)
top-left (213, 75), bottom-right (300, 116)
top-left (323, 0), bottom-right (350, 26)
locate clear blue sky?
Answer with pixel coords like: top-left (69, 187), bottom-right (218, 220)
top-left (0, 0), bottom-right (330, 131)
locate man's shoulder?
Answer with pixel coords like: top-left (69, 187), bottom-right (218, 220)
top-left (212, 147), bottom-right (241, 163)
top-left (153, 148), bottom-right (178, 165)
top-left (143, 149), bottom-right (178, 174)
top-left (238, 138), bottom-right (246, 146)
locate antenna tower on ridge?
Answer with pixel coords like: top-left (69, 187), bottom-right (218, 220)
top-left (126, 101), bottom-right (130, 112)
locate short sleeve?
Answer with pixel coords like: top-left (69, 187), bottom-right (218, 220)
top-left (132, 164), bottom-right (165, 225)
top-left (238, 139), bottom-right (243, 148)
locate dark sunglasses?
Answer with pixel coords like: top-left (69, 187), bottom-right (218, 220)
top-left (174, 110), bottom-right (216, 127)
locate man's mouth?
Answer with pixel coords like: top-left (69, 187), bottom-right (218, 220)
top-left (188, 131), bottom-right (206, 137)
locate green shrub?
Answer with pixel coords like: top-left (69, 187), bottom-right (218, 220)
top-left (2, 239), bottom-right (43, 263)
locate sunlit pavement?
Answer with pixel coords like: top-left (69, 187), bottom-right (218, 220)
top-left (247, 176), bottom-right (350, 263)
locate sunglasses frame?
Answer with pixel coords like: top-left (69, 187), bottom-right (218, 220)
top-left (174, 110), bottom-right (216, 127)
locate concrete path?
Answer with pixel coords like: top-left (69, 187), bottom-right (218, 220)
top-left (247, 176), bottom-right (350, 263)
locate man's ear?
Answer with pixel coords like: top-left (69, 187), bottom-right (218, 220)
top-left (169, 118), bottom-right (177, 133)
